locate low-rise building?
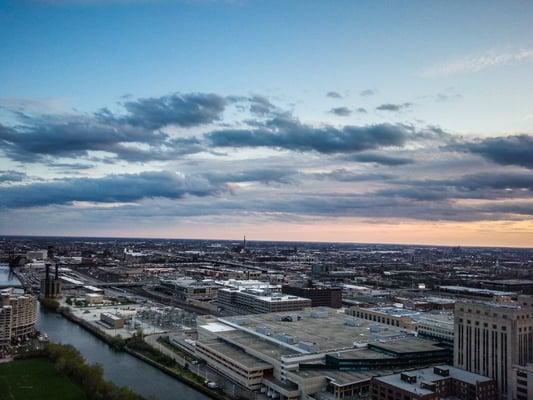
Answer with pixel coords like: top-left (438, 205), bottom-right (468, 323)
top-left (100, 312), bottom-right (124, 329)
top-left (512, 364), bottom-right (533, 400)
top-left (282, 283), bottom-right (342, 308)
top-left (159, 278), bottom-right (220, 302)
top-left (85, 293), bottom-right (104, 304)
top-left (370, 365), bottom-right (497, 400)
top-left (346, 306), bottom-right (454, 343)
top-left (346, 306), bottom-right (418, 330)
top-left (217, 287), bottom-right (311, 315)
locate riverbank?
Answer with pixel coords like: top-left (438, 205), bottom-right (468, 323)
top-left (15, 342), bottom-right (145, 400)
top-left (126, 349), bottom-right (228, 400)
top-left (0, 358), bottom-right (87, 400)
top-left (43, 301), bottom-right (226, 400)
top-left (0, 266), bottom-right (209, 400)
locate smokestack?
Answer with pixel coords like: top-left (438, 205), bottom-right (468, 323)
top-left (45, 263), bottom-right (50, 284)
top-left (54, 263), bottom-right (59, 280)
top-left (47, 246), bottom-right (55, 260)
top-left (243, 235), bottom-right (246, 249)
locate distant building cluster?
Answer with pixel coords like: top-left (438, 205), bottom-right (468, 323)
top-left (2, 237), bottom-right (533, 399)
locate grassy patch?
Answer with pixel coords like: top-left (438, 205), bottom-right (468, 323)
top-left (0, 359), bottom-right (87, 400)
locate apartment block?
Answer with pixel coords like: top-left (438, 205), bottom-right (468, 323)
top-left (0, 288), bottom-right (37, 355)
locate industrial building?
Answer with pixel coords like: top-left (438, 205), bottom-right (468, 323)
top-left (370, 365), bottom-right (497, 400)
top-left (194, 307), bottom-right (452, 399)
top-left (100, 312), bottom-right (124, 329)
top-left (454, 295), bottom-right (533, 400)
top-left (40, 263), bottom-right (62, 299)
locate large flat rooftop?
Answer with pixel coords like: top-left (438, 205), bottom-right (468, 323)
top-left (219, 308), bottom-right (443, 355)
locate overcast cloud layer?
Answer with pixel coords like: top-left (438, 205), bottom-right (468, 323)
top-left (0, 90), bottom-right (532, 243)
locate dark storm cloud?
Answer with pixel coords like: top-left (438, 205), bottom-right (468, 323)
top-left (360, 89), bottom-right (375, 97)
top-left (206, 115), bottom-right (417, 154)
top-left (0, 171), bottom-right (221, 208)
top-left (0, 170), bottom-right (28, 183)
top-left (462, 134), bottom-right (533, 169)
top-left (203, 167), bottom-right (298, 185)
top-left (330, 107), bottom-right (352, 116)
top-left (344, 152), bottom-right (414, 166)
top-left (376, 102), bottom-right (412, 112)
top-left (326, 91), bottom-right (342, 99)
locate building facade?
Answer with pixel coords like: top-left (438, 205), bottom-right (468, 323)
top-left (512, 364), bottom-right (533, 400)
top-left (217, 288), bottom-right (311, 315)
top-left (454, 296), bottom-right (533, 399)
top-left (0, 288), bottom-right (37, 355)
top-left (282, 284), bottom-right (342, 308)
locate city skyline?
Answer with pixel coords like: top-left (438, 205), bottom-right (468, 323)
top-left (1, 0), bottom-right (533, 246)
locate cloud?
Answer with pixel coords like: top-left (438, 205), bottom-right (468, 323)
top-left (0, 97), bottom-right (68, 114)
top-left (104, 92), bottom-right (228, 129)
top-left (0, 117), bottom-right (168, 162)
top-left (0, 92), bottom-right (231, 163)
top-left (0, 170), bottom-right (29, 183)
top-left (312, 169), bottom-right (394, 182)
top-left (330, 107), bottom-right (352, 117)
top-left (423, 48), bottom-right (533, 77)
top-left (344, 152), bottom-right (414, 166)
top-left (206, 114), bottom-right (420, 154)
top-left (0, 171), bottom-right (221, 208)
top-left (46, 162), bottom-right (94, 170)
top-left (356, 108), bottom-right (367, 113)
top-left (378, 172), bottom-right (533, 202)
top-left (326, 91), bottom-right (342, 99)
top-left (247, 95), bottom-right (277, 116)
top-left (203, 167), bottom-right (298, 185)
top-left (462, 134), bottom-right (533, 169)
top-left (360, 89), bottom-right (375, 97)
top-left (376, 102), bottom-right (412, 112)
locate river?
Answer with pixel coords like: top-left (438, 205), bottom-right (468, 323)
top-left (0, 265), bottom-right (208, 400)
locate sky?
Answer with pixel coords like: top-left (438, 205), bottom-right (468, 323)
top-left (0, 0), bottom-right (533, 247)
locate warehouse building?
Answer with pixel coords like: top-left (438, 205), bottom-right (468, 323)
top-left (194, 307), bottom-right (452, 399)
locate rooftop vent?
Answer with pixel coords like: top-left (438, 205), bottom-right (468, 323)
top-left (400, 372), bottom-right (417, 384)
top-left (344, 318), bottom-right (362, 327)
top-left (433, 366), bottom-right (450, 377)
